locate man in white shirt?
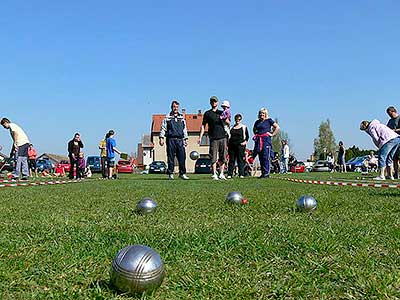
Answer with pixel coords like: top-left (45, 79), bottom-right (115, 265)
top-left (1, 118), bottom-right (30, 180)
top-left (281, 140), bottom-right (290, 173)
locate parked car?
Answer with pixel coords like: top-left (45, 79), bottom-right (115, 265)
top-left (0, 157), bottom-right (15, 172)
top-left (149, 161), bottom-right (167, 174)
top-left (117, 160), bottom-right (134, 173)
top-left (346, 156), bottom-right (369, 172)
top-left (290, 161), bottom-right (306, 173)
top-left (195, 158), bottom-right (212, 174)
top-left (86, 156), bottom-right (101, 173)
top-left (57, 160), bottom-right (71, 172)
top-left (36, 159), bottom-right (55, 172)
top-left (311, 160), bottom-right (331, 172)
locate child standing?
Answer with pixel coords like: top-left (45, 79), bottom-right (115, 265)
top-left (220, 100), bottom-right (231, 139)
top-left (77, 152), bottom-right (86, 179)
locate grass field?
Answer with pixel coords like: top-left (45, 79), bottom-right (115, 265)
top-left (1, 172), bottom-right (400, 299)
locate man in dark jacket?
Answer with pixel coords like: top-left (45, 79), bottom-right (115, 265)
top-left (159, 100), bottom-right (189, 180)
top-left (68, 133), bottom-right (84, 179)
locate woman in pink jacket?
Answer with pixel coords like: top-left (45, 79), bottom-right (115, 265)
top-left (360, 119), bottom-right (400, 180)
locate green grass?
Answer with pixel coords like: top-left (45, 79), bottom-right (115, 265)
top-left (1, 173), bottom-right (400, 299)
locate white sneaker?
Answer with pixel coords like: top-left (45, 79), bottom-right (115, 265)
top-left (219, 174), bottom-right (227, 180)
top-left (373, 176), bottom-right (385, 181)
top-left (239, 176), bottom-right (245, 178)
top-left (390, 176), bottom-right (395, 180)
top-left (179, 174), bottom-right (189, 180)
top-left (227, 175), bottom-right (232, 179)
top-left (168, 174), bottom-right (174, 180)
top-left (211, 174), bottom-right (219, 180)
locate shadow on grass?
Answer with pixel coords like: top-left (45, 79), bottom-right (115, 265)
top-left (91, 279), bottom-right (159, 299)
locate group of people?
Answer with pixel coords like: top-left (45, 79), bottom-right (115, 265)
top-left (360, 106), bottom-right (400, 180)
top-left (159, 96), bottom-right (280, 180)
top-left (3, 102), bottom-right (400, 182)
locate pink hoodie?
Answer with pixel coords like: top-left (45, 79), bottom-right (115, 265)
top-left (366, 119), bottom-right (399, 149)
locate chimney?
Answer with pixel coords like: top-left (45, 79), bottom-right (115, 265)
top-left (182, 108), bottom-right (186, 114)
top-left (197, 109), bottom-right (202, 115)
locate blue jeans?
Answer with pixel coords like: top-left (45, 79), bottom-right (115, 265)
top-left (378, 137), bottom-right (400, 167)
top-left (14, 143), bottom-right (29, 178)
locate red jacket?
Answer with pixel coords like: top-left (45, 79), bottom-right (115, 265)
top-left (28, 148), bottom-right (37, 160)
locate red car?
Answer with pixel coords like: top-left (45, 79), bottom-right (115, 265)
top-left (117, 160), bottom-right (134, 173)
top-left (57, 160), bottom-right (71, 172)
top-left (290, 161), bottom-right (306, 173)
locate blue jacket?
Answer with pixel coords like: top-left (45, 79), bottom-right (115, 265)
top-left (160, 112), bottom-right (188, 139)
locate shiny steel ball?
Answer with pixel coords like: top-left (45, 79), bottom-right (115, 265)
top-left (136, 198), bottom-right (157, 215)
top-left (189, 151), bottom-right (200, 160)
top-left (226, 191), bottom-right (244, 205)
top-left (296, 195), bottom-right (317, 211)
top-left (111, 244), bottom-right (165, 295)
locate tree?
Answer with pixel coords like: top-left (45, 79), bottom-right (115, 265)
top-left (313, 119), bottom-right (336, 160)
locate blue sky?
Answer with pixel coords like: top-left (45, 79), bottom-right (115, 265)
top-left (1, 0), bottom-right (399, 160)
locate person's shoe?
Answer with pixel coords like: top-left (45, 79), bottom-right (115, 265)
top-left (219, 174), bottom-right (227, 180)
top-left (239, 176), bottom-right (245, 178)
top-left (373, 175), bottom-right (385, 181)
top-left (20, 177), bottom-right (29, 181)
top-left (390, 176), bottom-right (395, 180)
top-left (211, 174), bottom-right (219, 180)
top-left (168, 174), bottom-right (174, 180)
top-left (227, 175), bottom-right (232, 179)
top-left (258, 174), bottom-right (269, 179)
top-left (179, 174), bottom-right (189, 180)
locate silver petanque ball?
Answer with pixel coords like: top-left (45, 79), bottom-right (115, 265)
top-left (111, 244), bottom-right (165, 295)
top-left (226, 191), bottom-right (243, 205)
top-left (296, 195), bottom-right (317, 211)
top-left (136, 198), bottom-right (157, 215)
top-left (189, 151), bottom-right (200, 161)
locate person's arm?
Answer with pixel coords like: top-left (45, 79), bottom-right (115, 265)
top-left (159, 116), bottom-right (168, 146)
top-left (253, 121), bottom-right (257, 135)
top-left (79, 141), bottom-right (84, 148)
top-left (182, 117), bottom-right (188, 146)
top-left (99, 141), bottom-right (105, 150)
top-left (198, 125), bottom-right (205, 144)
top-left (11, 131), bottom-right (18, 148)
top-left (270, 122), bottom-right (280, 137)
top-left (67, 141), bottom-right (73, 155)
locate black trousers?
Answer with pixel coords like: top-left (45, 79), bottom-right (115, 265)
top-left (166, 138), bottom-right (186, 175)
top-left (69, 157), bottom-right (76, 179)
top-left (101, 157), bottom-right (108, 178)
top-left (228, 144), bottom-right (246, 176)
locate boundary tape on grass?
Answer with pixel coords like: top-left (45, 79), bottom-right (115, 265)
top-left (0, 179), bottom-right (83, 188)
top-left (281, 177), bottom-right (400, 189)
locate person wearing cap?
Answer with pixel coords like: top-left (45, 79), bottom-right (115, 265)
top-left (360, 119), bottom-right (400, 180)
top-left (1, 117), bottom-right (30, 180)
top-left (28, 144), bottom-right (38, 177)
top-left (159, 100), bottom-right (189, 180)
top-left (199, 96), bottom-right (229, 180)
top-left (252, 108), bottom-right (280, 178)
top-left (220, 100), bottom-right (232, 139)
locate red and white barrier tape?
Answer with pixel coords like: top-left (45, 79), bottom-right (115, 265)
top-left (282, 177), bottom-right (400, 189)
top-left (0, 179), bottom-right (82, 188)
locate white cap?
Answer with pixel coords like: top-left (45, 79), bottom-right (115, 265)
top-left (221, 100), bottom-right (230, 108)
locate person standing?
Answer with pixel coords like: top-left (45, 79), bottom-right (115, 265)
top-left (280, 140), bottom-right (290, 173)
top-left (106, 130), bottom-right (121, 179)
top-left (1, 118), bottom-right (30, 180)
top-left (198, 96), bottom-right (229, 180)
top-left (99, 132), bottom-right (110, 179)
top-left (227, 114), bottom-right (249, 178)
top-left (28, 144), bottom-right (38, 177)
top-left (360, 120), bottom-right (400, 180)
top-left (337, 141), bottom-right (346, 172)
top-left (159, 100), bottom-right (189, 180)
top-left (252, 108), bottom-right (280, 178)
top-left (67, 133), bottom-right (84, 179)
top-left (386, 106), bottom-right (400, 178)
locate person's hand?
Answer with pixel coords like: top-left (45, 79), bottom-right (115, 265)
top-left (159, 138), bottom-right (164, 146)
top-left (184, 139), bottom-right (188, 147)
top-left (241, 141), bottom-right (247, 146)
top-left (197, 137), bottom-right (201, 144)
